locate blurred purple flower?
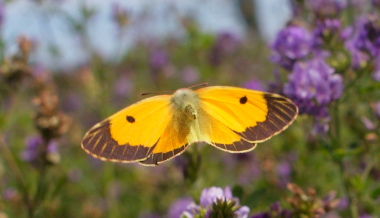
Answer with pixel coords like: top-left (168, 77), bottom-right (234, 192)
top-left (355, 14), bottom-right (380, 57)
top-left (284, 58), bottom-right (343, 133)
top-left (345, 40), bottom-right (371, 69)
top-left (313, 19), bottom-right (342, 47)
top-left (150, 49), bottom-right (169, 71)
top-left (3, 188), bottom-right (18, 201)
top-left (215, 32), bottom-right (241, 54)
top-left (337, 196), bottom-right (349, 210)
top-left (168, 197), bottom-right (199, 218)
top-left (284, 58), bottom-right (343, 113)
top-left (271, 26), bottom-right (313, 70)
top-left (182, 66), bottom-right (200, 84)
top-left (201, 187), bottom-right (250, 218)
top-left (32, 65), bottom-right (53, 84)
top-left (309, 0), bottom-right (347, 18)
top-left (236, 206), bottom-right (250, 218)
top-left (114, 74), bottom-right (133, 101)
top-left (61, 92), bottom-right (83, 112)
top-left (361, 117), bottom-right (376, 130)
top-left (359, 215), bottom-right (372, 218)
top-left (210, 32), bottom-right (241, 65)
top-left (373, 58), bottom-right (380, 81)
top-left (375, 102), bottom-right (380, 118)
top-left (168, 197), bottom-right (193, 218)
top-left (22, 136), bottom-right (44, 162)
top-left (252, 202), bottom-right (293, 218)
top-left (351, 14), bottom-right (380, 57)
top-left (341, 26), bottom-right (354, 40)
top-left (252, 213), bottom-right (270, 218)
top-left (22, 135), bottom-right (59, 164)
top-left (372, 0), bottom-right (380, 7)
top-left (277, 161), bottom-right (292, 187)
top-left (244, 79), bottom-right (266, 91)
top-left (200, 187), bottom-right (234, 208)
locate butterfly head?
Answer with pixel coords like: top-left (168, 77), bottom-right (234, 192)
top-left (171, 88), bottom-right (199, 120)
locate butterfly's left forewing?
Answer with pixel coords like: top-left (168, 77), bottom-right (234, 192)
top-left (197, 86), bottom-right (298, 152)
top-left (81, 95), bottom-right (172, 163)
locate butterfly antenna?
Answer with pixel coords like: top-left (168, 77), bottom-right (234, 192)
top-left (188, 82), bottom-right (208, 90)
top-left (141, 90), bottom-right (174, 96)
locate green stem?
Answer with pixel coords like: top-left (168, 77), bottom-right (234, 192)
top-left (329, 101), bottom-right (358, 218)
top-left (0, 135), bottom-right (33, 218)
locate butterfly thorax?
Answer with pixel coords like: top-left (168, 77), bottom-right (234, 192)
top-left (171, 88), bottom-right (200, 120)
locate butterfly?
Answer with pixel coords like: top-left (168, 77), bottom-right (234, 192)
top-left (81, 85), bottom-right (298, 165)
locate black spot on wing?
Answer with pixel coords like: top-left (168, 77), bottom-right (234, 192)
top-left (240, 96), bottom-right (248, 104)
top-left (126, 116), bottom-right (135, 123)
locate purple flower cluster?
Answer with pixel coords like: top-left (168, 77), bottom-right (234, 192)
top-left (284, 58), bottom-right (343, 115)
top-left (271, 26), bottom-right (313, 70)
top-left (313, 19), bottom-right (343, 47)
top-left (309, 0), bottom-right (347, 18)
top-left (252, 202), bottom-right (292, 218)
top-left (345, 13), bottom-right (380, 70)
top-left (168, 186), bottom-right (250, 218)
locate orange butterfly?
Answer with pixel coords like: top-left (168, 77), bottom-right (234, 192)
top-left (82, 85), bottom-right (298, 165)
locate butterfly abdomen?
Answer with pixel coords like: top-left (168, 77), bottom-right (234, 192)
top-left (185, 104), bottom-right (197, 119)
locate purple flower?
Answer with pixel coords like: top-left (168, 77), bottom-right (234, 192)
top-left (361, 117), bottom-right (376, 130)
top-left (283, 58), bottom-right (343, 133)
top-left (200, 187), bottom-right (234, 208)
top-left (313, 19), bottom-right (342, 47)
top-left (375, 102), bottom-right (380, 118)
top-left (372, 0), bottom-right (380, 7)
top-left (3, 188), bottom-right (18, 201)
top-left (345, 40), bottom-right (371, 69)
top-left (271, 26), bottom-right (313, 70)
top-left (309, 0), bottom-right (347, 18)
top-left (22, 135), bottom-right (60, 164)
top-left (168, 197), bottom-right (199, 218)
top-left (284, 58), bottom-right (343, 114)
top-left (22, 136), bottom-right (44, 162)
top-left (277, 161), bottom-right (292, 187)
top-left (251, 202), bottom-right (293, 218)
top-left (150, 49), bottom-right (169, 71)
top-left (251, 213), bottom-right (270, 218)
top-left (210, 32), bottom-right (241, 66)
top-left (182, 66), bottom-right (200, 84)
top-left (215, 32), bottom-right (241, 54)
top-left (349, 14), bottom-right (380, 58)
top-left (201, 187), bottom-right (250, 218)
top-left (244, 79), bottom-right (266, 91)
top-left (235, 206), bottom-right (250, 218)
top-left (114, 74), bottom-right (133, 103)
